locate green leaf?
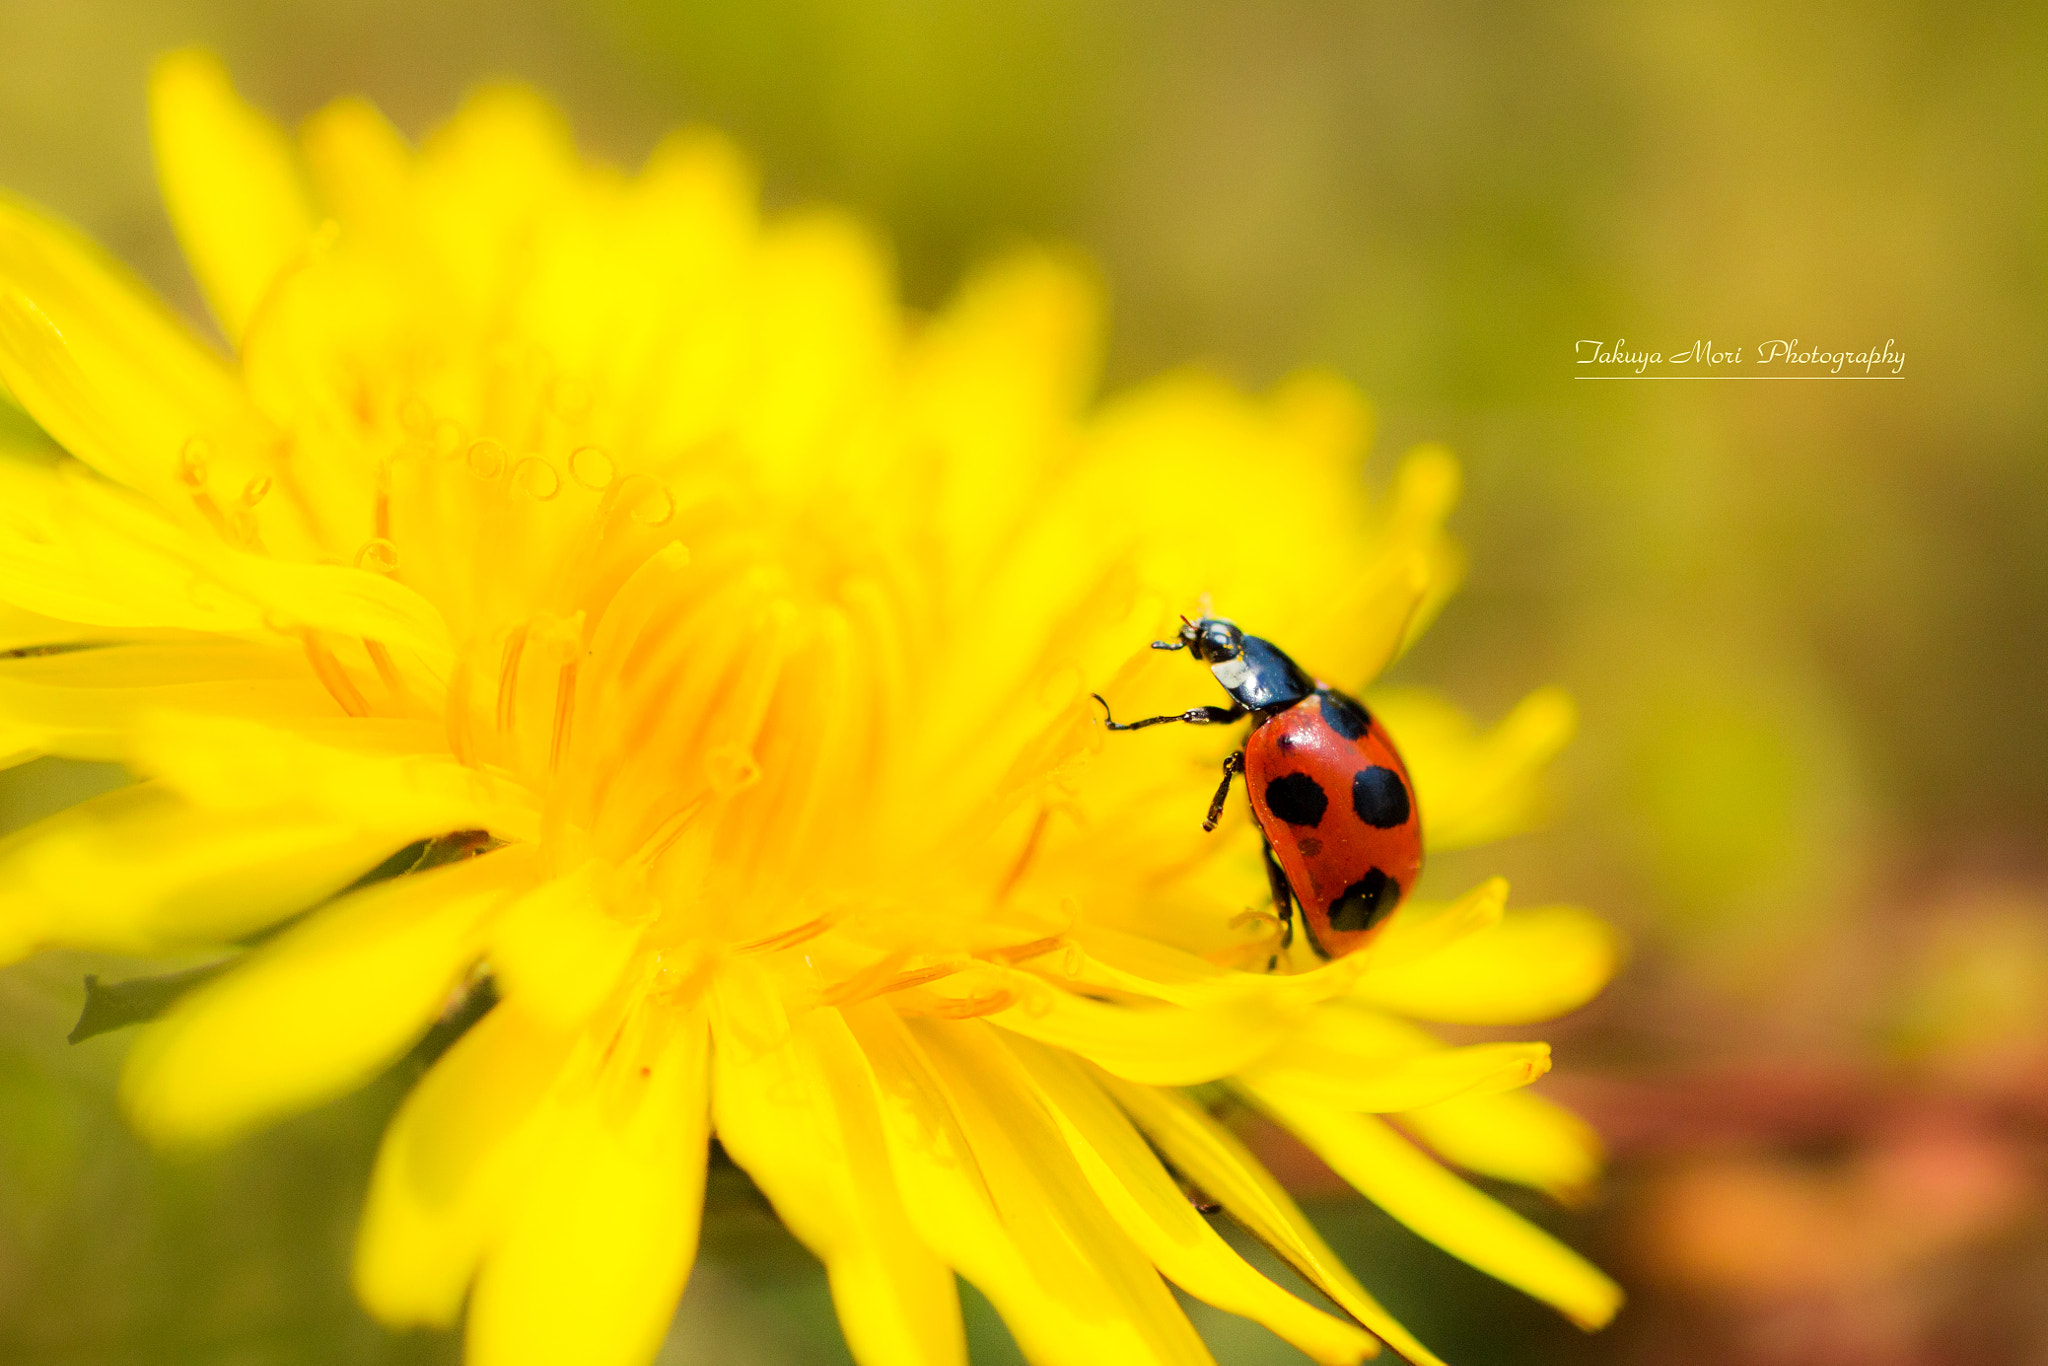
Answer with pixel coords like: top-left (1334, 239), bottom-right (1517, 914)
top-left (69, 962), bottom-right (231, 1043)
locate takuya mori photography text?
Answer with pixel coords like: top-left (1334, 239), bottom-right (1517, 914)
top-left (1574, 337), bottom-right (1906, 377)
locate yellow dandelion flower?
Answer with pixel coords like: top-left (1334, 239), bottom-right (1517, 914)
top-left (0, 50), bottom-right (1624, 1366)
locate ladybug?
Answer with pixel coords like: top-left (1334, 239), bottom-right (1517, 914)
top-left (1094, 616), bottom-right (1423, 963)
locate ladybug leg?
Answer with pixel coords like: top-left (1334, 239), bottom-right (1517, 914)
top-left (1092, 695), bottom-right (1247, 732)
top-left (1201, 750), bottom-right (1245, 832)
top-left (1261, 837), bottom-right (1295, 952)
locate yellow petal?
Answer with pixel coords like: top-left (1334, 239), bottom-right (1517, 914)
top-left (128, 709), bottom-right (537, 842)
top-left (986, 973), bottom-right (1297, 1086)
top-left (0, 457), bottom-right (432, 657)
top-left (711, 965), bottom-right (964, 1366)
top-left (227, 242), bottom-right (399, 555)
top-left (1062, 918), bottom-right (1382, 1017)
top-left (1241, 1087), bottom-right (1623, 1330)
top-left (1062, 924), bottom-right (1237, 1001)
top-left (54, 466), bottom-right (452, 674)
top-left (844, 1004), bottom-right (1073, 1359)
top-left (149, 49), bottom-right (316, 344)
top-left (1053, 890), bottom-right (1502, 1022)
top-left (0, 722), bottom-right (40, 772)
top-left (468, 1005), bottom-right (710, 1366)
top-left (0, 194), bottom-right (281, 516)
top-left (1370, 686), bottom-right (1576, 852)
top-left (0, 459), bottom-right (260, 633)
top-left (354, 1002), bottom-right (577, 1328)
top-left (911, 249), bottom-right (1101, 591)
top-left (912, 1019), bottom-right (1214, 1366)
top-left (300, 95), bottom-right (414, 231)
top-left (413, 83), bottom-right (580, 314)
top-left (0, 640), bottom-right (346, 766)
top-left (1005, 1035), bottom-right (1379, 1366)
top-left (1396, 1089), bottom-right (1605, 1203)
top-left (733, 211), bottom-right (900, 489)
top-left (1096, 1071), bottom-right (1446, 1366)
top-left (848, 1004), bottom-right (1202, 1366)
top-left (1376, 444), bottom-right (1465, 660)
top-left (1353, 876), bottom-right (1508, 979)
top-left (1243, 1037), bottom-right (1552, 1113)
top-left (487, 864), bottom-right (646, 1027)
top-left (503, 127), bottom-right (759, 461)
top-left (1351, 905), bottom-right (1623, 1024)
top-left (120, 848), bottom-right (530, 1145)
top-left (1064, 372), bottom-right (1375, 648)
top-left (0, 600), bottom-right (173, 652)
top-left (1318, 551), bottom-right (1430, 695)
top-left (0, 782), bottom-right (406, 962)
top-left (1267, 369), bottom-right (1374, 474)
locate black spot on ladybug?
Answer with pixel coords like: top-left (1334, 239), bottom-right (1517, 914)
top-left (1297, 836), bottom-right (1323, 857)
top-left (1329, 869), bottom-right (1398, 932)
top-left (1265, 773), bottom-right (1328, 827)
top-left (1317, 690), bottom-right (1370, 741)
top-left (1352, 766), bottom-right (1411, 828)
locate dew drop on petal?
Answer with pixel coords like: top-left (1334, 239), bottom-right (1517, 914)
top-left (432, 419), bottom-right (465, 458)
top-left (513, 456), bottom-right (562, 501)
top-left (398, 396), bottom-right (434, 437)
top-left (569, 445), bottom-right (615, 490)
top-left (467, 439), bottom-right (507, 481)
top-left (355, 538), bottom-right (401, 573)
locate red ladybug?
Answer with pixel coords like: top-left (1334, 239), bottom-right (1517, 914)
top-left (1095, 616), bottom-right (1423, 963)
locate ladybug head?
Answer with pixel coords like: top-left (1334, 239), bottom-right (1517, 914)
top-left (1156, 616), bottom-right (1244, 664)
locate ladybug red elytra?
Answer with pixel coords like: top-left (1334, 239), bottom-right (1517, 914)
top-left (1094, 616), bottom-right (1423, 964)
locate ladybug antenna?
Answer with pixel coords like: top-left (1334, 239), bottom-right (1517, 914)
top-left (1150, 614), bottom-right (1195, 651)
top-left (1155, 614), bottom-right (1196, 651)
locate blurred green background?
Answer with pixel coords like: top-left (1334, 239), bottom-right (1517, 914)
top-left (4, 1), bottom-right (2047, 1363)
